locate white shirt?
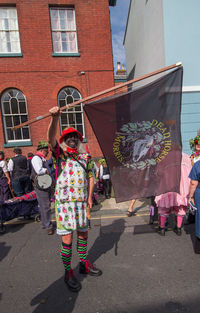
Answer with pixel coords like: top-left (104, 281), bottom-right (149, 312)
top-left (0, 160), bottom-right (8, 173)
top-left (31, 155), bottom-right (47, 175)
top-left (7, 155), bottom-right (19, 172)
top-left (99, 164), bottom-right (110, 180)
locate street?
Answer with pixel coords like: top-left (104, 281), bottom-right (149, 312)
top-left (1, 203), bottom-right (200, 313)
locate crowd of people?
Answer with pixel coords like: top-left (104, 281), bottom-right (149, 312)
top-left (0, 148), bottom-right (111, 203)
top-left (0, 147), bottom-right (33, 202)
top-left (1, 116), bottom-right (200, 291)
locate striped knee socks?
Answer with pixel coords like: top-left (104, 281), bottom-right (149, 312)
top-left (77, 237), bottom-right (88, 262)
top-left (60, 242), bottom-right (72, 271)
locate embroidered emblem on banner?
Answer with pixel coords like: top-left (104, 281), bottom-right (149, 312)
top-left (113, 120), bottom-right (173, 170)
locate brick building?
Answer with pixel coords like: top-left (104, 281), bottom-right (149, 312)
top-left (0, 0), bottom-right (116, 158)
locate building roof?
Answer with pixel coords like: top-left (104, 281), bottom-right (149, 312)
top-left (109, 0), bottom-right (117, 6)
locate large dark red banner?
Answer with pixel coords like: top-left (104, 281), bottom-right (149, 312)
top-left (84, 67), bottom-right (183, 202)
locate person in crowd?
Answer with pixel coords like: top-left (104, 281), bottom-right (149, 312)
top-left (96, 159), bottom-right (104, 195)
top-left (0, 151), bottom-right (11, 202)
top-left (8, 147), bottom-right (32, 196)
top-left (127, 199), bottom-right (136, 217)
top-left (149, 196), bottom-right (158, 224)
top-left (189, 130), bottom-right (200, 165)
top-left (27, 152), bottom-right (34, 191)
top-left (188, 150), bottom-right (200, 253)
top-left (86, 158), bottom-right (100, 229)
top-left (127, 196), bottom-right (158, 221)
top-left (48, 106), bottom-right (102, 293)
top-left (31, 142), bottom-right (54, 235)
top-left (99, 158), bottom-right (112, 199)
top-left (91, 158), bottom-right (99, 206)
top-left (46, 156), bottom-right (56, 185)
top-left (155, 152), bottom-right (191, 236)
top-left (46, 156), bottom-right (56, 203)
top-left (27, 152), bottom-right (34, 175)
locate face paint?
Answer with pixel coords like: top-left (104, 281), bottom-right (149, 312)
top-left (64, 133), bottom-right (79, 148)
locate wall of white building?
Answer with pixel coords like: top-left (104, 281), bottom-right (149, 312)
top-left (124, 0), bottom-right (200, 154)
top-left (124, 0), bottom-right (165, 79)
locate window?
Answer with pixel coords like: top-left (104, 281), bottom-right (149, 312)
top-left (50, 7), bottom-right (78, 54)
top-left (58, 87), bottom-right (85, 137)
top-left (0, 7), bottom-right (21, 54)
top-left (1, 89), bottom-right (30, 142)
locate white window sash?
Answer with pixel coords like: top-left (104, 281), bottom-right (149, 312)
top-left (1, 89), bottom-right (30, 142)
top-left (0, 7), bottom-right (21, 53)
top-left (58, 88), bottom-right (85, 137)
top-left (50, 8), bottom-right (78, 53)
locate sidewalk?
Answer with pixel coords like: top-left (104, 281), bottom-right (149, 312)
top-left (90, 195), bottom-right (151, 218)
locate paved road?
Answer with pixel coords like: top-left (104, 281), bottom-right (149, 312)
top-left (1, 204), bottom-right (200, 313)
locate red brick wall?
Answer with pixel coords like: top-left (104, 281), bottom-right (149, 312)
top-left (0, 0), bottom-right (115, 158)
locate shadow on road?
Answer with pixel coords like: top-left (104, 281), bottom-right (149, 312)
top-left (0, 222), bottom-right (26, 235)
top-left (106, 298), bottom-right (200, 313)
top-left (0, 241), bottom-right (11, 262)
top-left (184, 222), bottom-right (196, 253)
top-left (30, 219), bottom-right (125, 313)
top-left (133, 223), bottom-right (155, 235)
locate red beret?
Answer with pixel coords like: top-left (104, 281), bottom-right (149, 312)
top-left (59, 127), bottom-right (83, 144)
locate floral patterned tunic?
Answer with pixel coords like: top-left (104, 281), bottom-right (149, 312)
top-left (52, 143), bottom-right (93, 235)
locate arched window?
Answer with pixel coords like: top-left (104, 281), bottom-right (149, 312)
top-left (58, 86), bottom-right (85, 137)
top-left (1, 89), bottom-right (30, 142)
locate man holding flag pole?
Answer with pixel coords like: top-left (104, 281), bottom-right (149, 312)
top-left (47, 107), bottom-right (102, 293)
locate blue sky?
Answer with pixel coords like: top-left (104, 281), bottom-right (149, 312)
top-left (110, 0), bottom-right (130, 73)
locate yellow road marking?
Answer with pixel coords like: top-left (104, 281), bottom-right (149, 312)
top-left (4, 212), bottom-right (149, 225)
top-left (91, 213), bottom-right (149, 220)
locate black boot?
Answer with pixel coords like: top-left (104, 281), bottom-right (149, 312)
top-left (158, 227), bottom-right (165, 236)
top-left (64, 269), bottom-right (81, 292)
top-left (194, 237), bottom-right (200, 254)
top-left (79, 260), bottom-right (102, 276)
top-left (174, 227), bottom-right (182, 236)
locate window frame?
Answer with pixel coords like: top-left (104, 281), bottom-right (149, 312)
top-left (0, 6), bottom-right (22, 55)
top-left (57, 86), bottom-right (85, 138)
top-left (1, 88), bottom-right (31, 143)
top-left (50, 7), bottom-right (79, 55)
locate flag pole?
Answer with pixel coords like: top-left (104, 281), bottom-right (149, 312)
top-left (12, 62), bottom-right (182, 130)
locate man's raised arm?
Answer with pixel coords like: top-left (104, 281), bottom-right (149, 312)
top-left (47, 107), bottom-right (61, 149)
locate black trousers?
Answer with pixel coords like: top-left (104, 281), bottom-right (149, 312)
top-left (103, 179), bottom-right (111, 197)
